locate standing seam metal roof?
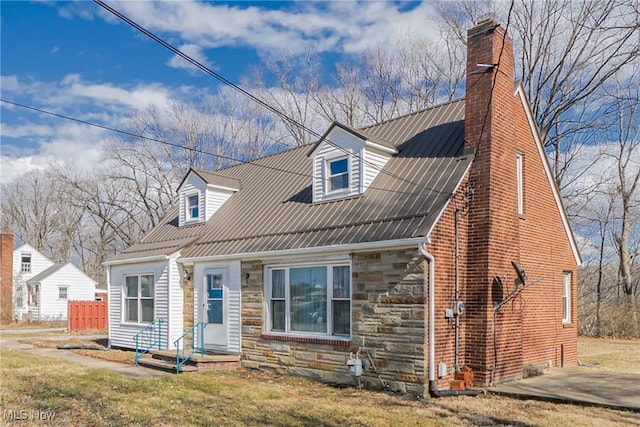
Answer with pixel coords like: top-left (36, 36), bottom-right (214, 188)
top-left (107, 99), bottom-right (470, 262)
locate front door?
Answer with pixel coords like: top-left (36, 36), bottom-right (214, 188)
top-left (201, 268), bottom-right (228, 348)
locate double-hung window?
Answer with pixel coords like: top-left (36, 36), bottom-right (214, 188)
top-left (267, 263), bottom-right (351, 337)
top-left (516, 152), bottom-right (524, 215)
top-left (21, 254), bottom-right (31, 273)
top-left (58, 286), bottom-right (68, 299)
top-left (562, 272), bottom-right (571, 324)
top-left (187, 194), bottom-right (200, 221)
top-left (124, 274), bottom-right (154, 323)
top-left (327, 157), bottom-right (349, 193)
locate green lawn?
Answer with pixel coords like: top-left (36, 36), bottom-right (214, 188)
top-left (1, 346), bottom-right (638, 427)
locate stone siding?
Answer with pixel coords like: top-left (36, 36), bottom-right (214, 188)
top-left (240, 249), bottom-right (428, 396)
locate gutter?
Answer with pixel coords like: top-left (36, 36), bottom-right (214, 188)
top-left (419, 241), bottom-right (479, 397)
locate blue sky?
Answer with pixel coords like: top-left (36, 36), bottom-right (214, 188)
top-left (0, 1), bottom-right (439, 183)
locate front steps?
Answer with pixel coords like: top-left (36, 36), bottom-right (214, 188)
top-left (137, 350), bottom-right (241, 373)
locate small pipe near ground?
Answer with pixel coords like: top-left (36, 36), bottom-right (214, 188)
top-left (419, 241), bottom-right (479, 398)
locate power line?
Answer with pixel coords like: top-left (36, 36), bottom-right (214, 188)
top-left (92, 0), bottom-right (428, 192)
top-left (470, 1), bottom-right (515, 158)
top-left (0, 97), bottom-right (458, 200)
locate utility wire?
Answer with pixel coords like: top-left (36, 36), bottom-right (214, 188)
top-left (0, 97), bottom-right (459, 200)
top-left (92, 0), bottom-right (431, 192)
top-left (470, 1), bottom-right (515, 158)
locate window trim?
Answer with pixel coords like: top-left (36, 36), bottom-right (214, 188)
top-left (325, 156), bottom-right (350, 195)
top-left (516, 152), bottom-right (524, 215)
top-left (21, 253), bottom-right (32, 273)
top-left (185, 191), bottom-right (201, 222)
top-left (264, 262), bottom-right (352, 339)
top-left (122, 273), bottom-right (155, 324)
top-left (562, 271), bottom-right (571, 324)
top-left (58, 286), bottom-right (68, 300)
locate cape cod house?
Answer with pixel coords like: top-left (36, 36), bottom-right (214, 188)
top-left (12, 243), bottom-right (97, 321)
top-left (105, 20), bottom-right (580, 395)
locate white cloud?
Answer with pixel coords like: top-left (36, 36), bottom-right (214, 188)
top-left (0, 74), bottom-right (196, 183)
top-left (98, 1), bottom-right (440, 55)
top-left (166, 43), bottom-right (215, 72)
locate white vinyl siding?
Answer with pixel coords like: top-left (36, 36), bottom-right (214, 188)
top-left (31, 264), bottom-right (96, 321)
top-left (312, 128), bottom-right (362, 202)
top-left (312, 126), bottom-right (393, 202)
top-left (178, 172), bottom-right (237, 226)
top-left (178, 174), bottom-right (207, 226)
top-left (108, 260), bottom-right (172, 350)
top-left (205, 186), bottom-right (235, 221)
top-left (12, 245), bottom-right (55, 320)
top-left (362, 147), bottom-right (392, 192)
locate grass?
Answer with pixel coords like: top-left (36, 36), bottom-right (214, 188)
top-left (578, 336), bottom-right (640, 373)
top-left (1, 340), bottom-right (639, 426)
top-left (0, 320), bottom-right (67, 330)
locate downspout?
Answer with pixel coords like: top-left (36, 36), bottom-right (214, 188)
top-left (454, 208), bottom-right (461, 372)
top-left (105, 265), bottom-right (112, 350)
top-left (419, 241), bottom-right (478, 397)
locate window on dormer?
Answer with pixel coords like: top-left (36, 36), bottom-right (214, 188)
top-left (187, 194), bottom-right (199, 221)
top-left (328, 157), bottom-right (349, 193)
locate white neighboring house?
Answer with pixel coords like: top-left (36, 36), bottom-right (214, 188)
top-left (13, 244), bottom-right (97, 321)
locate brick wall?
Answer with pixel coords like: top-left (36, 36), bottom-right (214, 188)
top-left (464, 19), bottom-right (523, 385)
top-left (240, 249), bottom-right (429, 396)
top-left (0, 233), bottom-right (14, 324)
top-left (462, 19), bottom-right (578, 384)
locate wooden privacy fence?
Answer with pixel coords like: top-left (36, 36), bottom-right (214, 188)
top-left (68, 300), bottom-right (107, 332)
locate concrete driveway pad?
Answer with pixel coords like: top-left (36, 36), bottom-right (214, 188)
top-left (490, 367), bottom-right (640, 412)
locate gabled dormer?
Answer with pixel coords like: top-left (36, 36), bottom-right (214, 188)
top-left (177, 169), bottom-right (241, 227)
top-left (309, 122), bottom-right (397, 203)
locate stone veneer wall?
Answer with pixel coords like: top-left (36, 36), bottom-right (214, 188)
top-left (240, 248), bottom-right (428, 396)
top-left (182, 266), bottom-right (194, 347)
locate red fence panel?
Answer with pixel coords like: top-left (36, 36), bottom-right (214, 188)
top-left (68, 300), bottom-right (107, 332)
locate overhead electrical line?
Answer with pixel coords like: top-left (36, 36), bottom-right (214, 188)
top-left (92, 0), bottom-right (429, 192)
top-left (0, 97), bottom-right (458, 200)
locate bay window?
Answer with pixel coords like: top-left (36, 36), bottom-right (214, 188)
top-left (267, 263), bottom-right (351, 337)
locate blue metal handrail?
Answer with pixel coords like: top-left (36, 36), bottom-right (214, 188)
top-left (174, 322), bottom-right (207, 373)
top-left (133, 318), bottom-right (166, 364)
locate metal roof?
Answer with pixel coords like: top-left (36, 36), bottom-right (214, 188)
top-left (107, 99), bottom-right (470, 262)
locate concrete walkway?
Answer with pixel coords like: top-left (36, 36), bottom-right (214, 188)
top-left (490, 367), bottom-right (640, 412)
top-left (0, 329), bottom-right (169, 378)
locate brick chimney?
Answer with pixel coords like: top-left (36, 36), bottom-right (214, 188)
top-left (0, 233), bottom-right (14, 324)
top-left (463, 20), bottom-right (523, 385)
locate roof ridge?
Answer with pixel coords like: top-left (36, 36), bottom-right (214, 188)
top-left (360, 98), bottom-right (465, 132)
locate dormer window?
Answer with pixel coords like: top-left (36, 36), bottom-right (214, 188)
top-left (177, 169), bottom-right (241, 227)
top-left (328, 157), bottom-right (349, 193)
top-left (187, 194), bottom-right (200, 220)
top-left (310, 122), bottom-right (397, 203)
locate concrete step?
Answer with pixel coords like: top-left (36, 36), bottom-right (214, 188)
top-left (145, 350), bottom-right (242, 372)
top-left (149, 349), bottom-right (241, 364)
top-left (137, 357), bottom-right (197, 373)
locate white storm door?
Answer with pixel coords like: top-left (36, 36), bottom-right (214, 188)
top-left (201, 268), bottom-right (228, 347)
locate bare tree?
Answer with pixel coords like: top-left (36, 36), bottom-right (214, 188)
top-left (602, 66), bottom-right (640, 322)
top-left (0, 169), bottom-right (82, 261)
top-left (437, 0), bottom-right (640, 187)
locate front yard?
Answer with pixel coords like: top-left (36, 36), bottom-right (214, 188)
top-left (1, 336), bottom-right (639, 426)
